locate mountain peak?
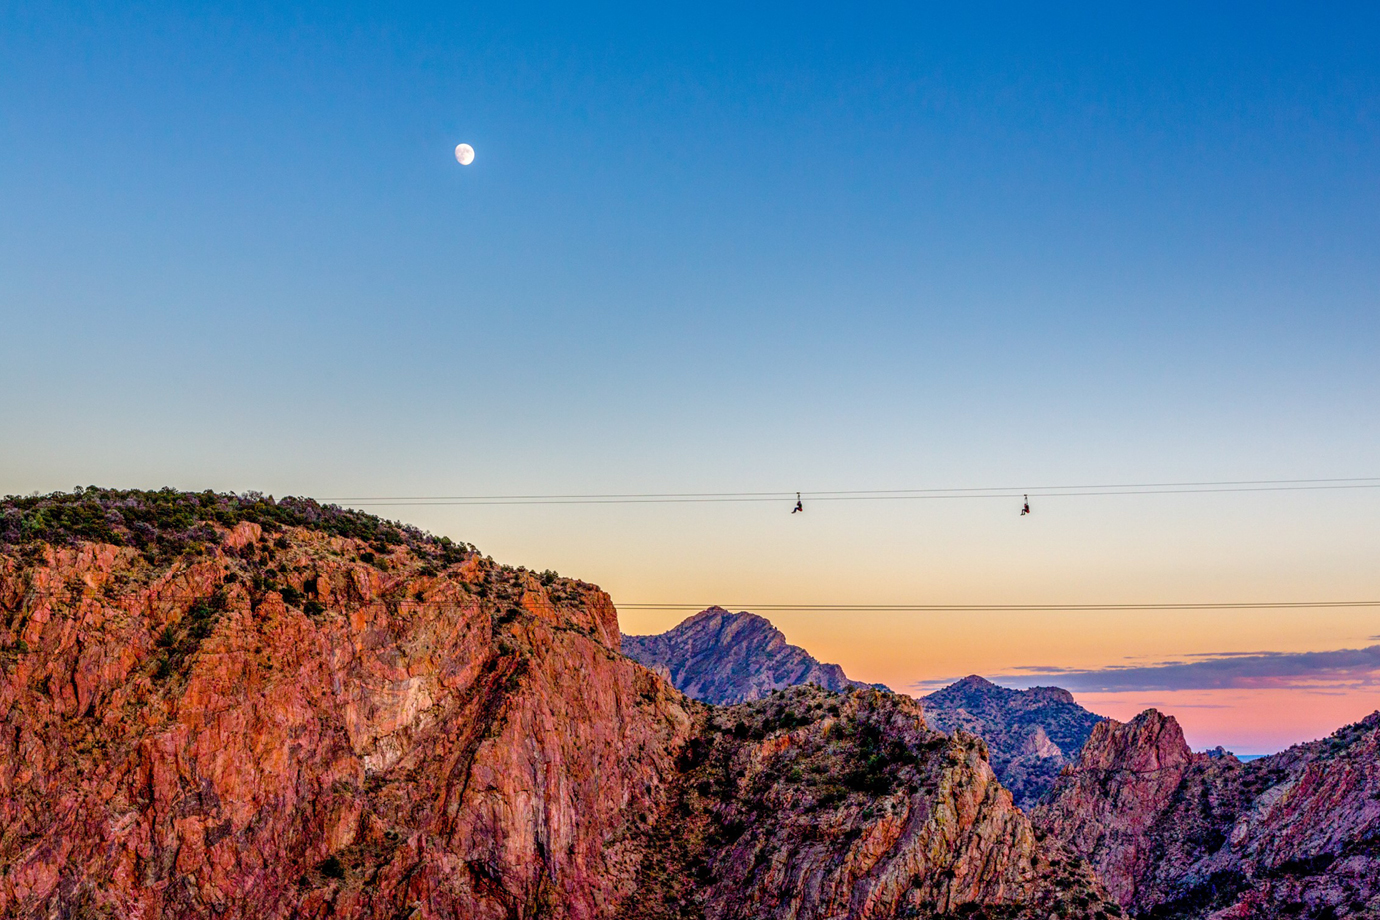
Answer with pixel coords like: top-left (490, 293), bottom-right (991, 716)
top-left (1076, 708), bottom-right (1192, 774)
top-left (622, 608), bottom-right (884, 705)
top-left (686, 604), bottom-right (735, 619)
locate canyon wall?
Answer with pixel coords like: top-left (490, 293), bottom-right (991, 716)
top-left (0, 520), bottom-right (691, 919)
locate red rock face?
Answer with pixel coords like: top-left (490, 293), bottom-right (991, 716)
top-left (0, 508), bottom-right (1112, 919)
top-left (1030, 710), bottom-right (1200, 906)
top-left (1034, 708), bottom-right (1380, 918)
top-left (0, 528), bottom-right (691, 918)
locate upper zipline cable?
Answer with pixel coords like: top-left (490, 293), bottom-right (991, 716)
top-left (318, 476), bottom-right (1380, 506)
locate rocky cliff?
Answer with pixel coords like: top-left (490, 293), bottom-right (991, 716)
top-left (1034, 708), bottom-right (1380, 919)
top-left (921, 676), bottom-right (1105, 810)
top-left (0, 489), bottom-right (693, 919)
top-left (620, 685), bottom-right (1117, 920)
top-left (623, 607), bottom-right (885, 704)
top-left (0, 489), bottom-right (1110, 920)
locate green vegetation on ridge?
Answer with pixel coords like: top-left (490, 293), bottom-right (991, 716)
top-left (0, 487), bottom-right (475, 565)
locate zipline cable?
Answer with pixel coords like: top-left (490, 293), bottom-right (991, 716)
top-left (318, 476), bottom-right (1380, 506)
top-left (82, 594), bottom-right (1380, 613)
top-left (616, 600), bottom-right (1380, 612)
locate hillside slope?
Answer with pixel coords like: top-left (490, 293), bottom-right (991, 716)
top-left (621, 685), bottom-right (1116, 920)
top-left (0, 489), bottom-right (1110, 920)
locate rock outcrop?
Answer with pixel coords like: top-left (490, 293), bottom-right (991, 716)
top-left (620, 685), bottom-right (1118, 920)
top-left (1034, 708), bottom-right (1380, 918)
top-left (623, 607), bottom-right (885, 704)
top-left (922, 675), bottom-right (1106, 809)
top-left (0, 489), bottom-right (1111, 920)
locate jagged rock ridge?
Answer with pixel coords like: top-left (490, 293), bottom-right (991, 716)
top-left (1034, 708), bottom-right (1380, 919)
top-left (623, 606), bottom-right (886, 704)
top-left (921, 675), bottom-right (1105, 810)
top-left (0, 489), bottom-right (1110, 919)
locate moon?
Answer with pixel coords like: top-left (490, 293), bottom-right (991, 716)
top-left (455, 143), bottom-right (475, 166)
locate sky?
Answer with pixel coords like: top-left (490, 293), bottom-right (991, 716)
top-left (2, 1), bottom-right (1378, 753)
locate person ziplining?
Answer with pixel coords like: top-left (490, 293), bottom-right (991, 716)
top-left (792, 492), bottom-right (803, 514)
top-left (1020, 494), bottom-right (1031, 516)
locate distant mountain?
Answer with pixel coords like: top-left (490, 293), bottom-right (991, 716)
top-left (622, 607), bottom-right (887, 704)
top-left (921, 675), bottom-right (1105, 809)
top-left (1034, 708), bottom-right (1380, 918)
top-left (623, 612), bottom-right (1102, 809)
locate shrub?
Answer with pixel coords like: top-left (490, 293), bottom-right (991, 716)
top-left (187, 602), bottom-right (216, 640)
top-left (318, 855), bottom-right (345, 879)
top-left (815, 784), bottom-right (847, 808)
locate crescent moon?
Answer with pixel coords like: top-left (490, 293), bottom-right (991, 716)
top-left (455, 143), bottom-right (475, 166)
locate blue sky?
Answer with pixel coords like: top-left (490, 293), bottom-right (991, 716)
top-left (2, 1), bottom-right (1378, 748)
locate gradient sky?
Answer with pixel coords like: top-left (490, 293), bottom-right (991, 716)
top-left (3, 2), bottom-right (1378, 752)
